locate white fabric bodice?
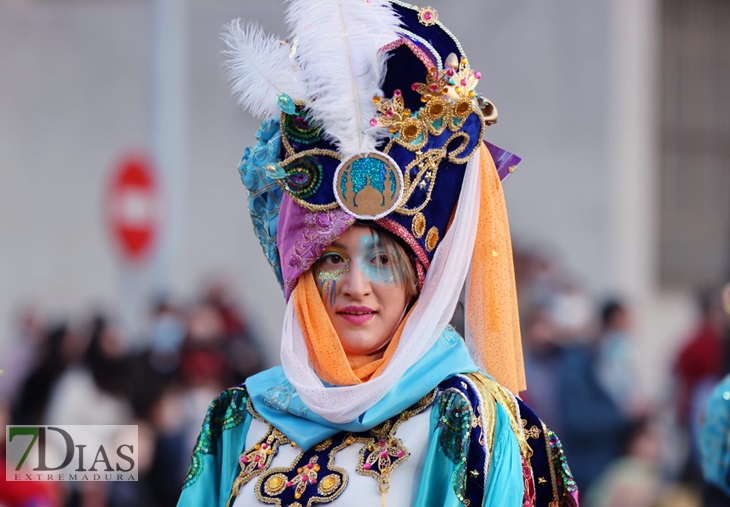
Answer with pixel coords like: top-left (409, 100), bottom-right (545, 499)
top-left (232, 410), bottom-right (432, 506)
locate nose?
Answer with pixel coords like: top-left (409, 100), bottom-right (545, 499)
top-left (340, 260), bottom-right (371, 298)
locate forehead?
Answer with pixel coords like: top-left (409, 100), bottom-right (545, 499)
top-left (329, 226), bottom-right (380, 250)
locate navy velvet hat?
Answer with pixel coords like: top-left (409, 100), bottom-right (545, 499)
top-left (272, 1), bottom-right (510, 276)
top-left (230, 1), bottom-right (520, 291)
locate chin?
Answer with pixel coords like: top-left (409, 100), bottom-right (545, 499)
top-left (340, 333), bottom-right (390, 356)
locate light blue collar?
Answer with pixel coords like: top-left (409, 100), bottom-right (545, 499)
top-left (247, 327), bottom-right (478, 450)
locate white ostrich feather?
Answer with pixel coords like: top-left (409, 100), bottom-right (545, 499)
top-left (285, 0), bottom-right (401, 157)
top-left (223, 19), bottom-right (307, 119)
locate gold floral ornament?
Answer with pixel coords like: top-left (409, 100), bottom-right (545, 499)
top-left (290, 456), bottom-right (322, 501)
top-left (370, 90), bottom-right (422, 143)
top-left (410, 66), bottom-right (451, 104)
top-left (357, 429), bottom-right (409, 494)
top-left (407, 53), bottom-right (491, 131)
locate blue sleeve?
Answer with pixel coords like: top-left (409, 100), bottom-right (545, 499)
top-left (177, 387), bottom-right (252, 507)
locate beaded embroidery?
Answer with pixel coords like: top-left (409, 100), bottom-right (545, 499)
top-left (281, 106), bottom-right (323, 148)
top-left (182, 387), bottom-right (249, 489)
top-left (254, 440), bottom-right (347, 506)
top-left (244, 390), bottom-right (437, 506)
top-left (231, 427), bottom-right (291, 497)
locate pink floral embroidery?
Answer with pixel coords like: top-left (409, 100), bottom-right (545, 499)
top-left (281, 209), bottom-right (354, 299)
top-left (522, 456), bottom-right (536, 507)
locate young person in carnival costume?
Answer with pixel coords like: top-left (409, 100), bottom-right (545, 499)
top-left (178, 1), bottom-right (578, 505)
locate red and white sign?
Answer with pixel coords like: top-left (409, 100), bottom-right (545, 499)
top-left (105, 155), bottom-right (159, 262)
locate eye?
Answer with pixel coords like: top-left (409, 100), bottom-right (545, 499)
top-left (370, 252), bottom-right (391, 266)
top-left (319, 251), bottom-right (346, 267)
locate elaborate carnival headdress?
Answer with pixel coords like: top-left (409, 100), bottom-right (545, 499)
top-left (226, 0), bottom-right (525, 422)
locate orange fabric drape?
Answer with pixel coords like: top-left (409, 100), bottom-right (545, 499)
top-left (466, 144), bottom-right (526, 393)
top-left (292, 271), bottom-right (409, 386)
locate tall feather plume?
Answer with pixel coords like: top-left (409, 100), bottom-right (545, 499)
top-left (223, 19), bottom-right (307, 119)
top-left (285, 0), bottom-right (401, 157)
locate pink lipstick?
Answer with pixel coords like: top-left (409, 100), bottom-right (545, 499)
top-left (337, 306), bottom-right (376, 324)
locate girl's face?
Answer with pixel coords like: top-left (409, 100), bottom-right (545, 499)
top-left (314, 226), bottom-right (409, 357)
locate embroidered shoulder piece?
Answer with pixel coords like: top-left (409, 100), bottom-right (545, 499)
top-left (435, 374), bottom-right (491, 507)
top-left (435, 373), bottom-right (542, 506)
top-left (183, 386), bottom-right (249, 489)
top-left (516, 399), bottom-right (579, 507)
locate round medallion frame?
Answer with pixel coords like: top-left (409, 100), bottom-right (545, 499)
top-left (333, 151), bottom-right (404, 220)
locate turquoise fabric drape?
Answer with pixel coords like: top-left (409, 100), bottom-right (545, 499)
top-left (246, 327), bottom-right (479, 450)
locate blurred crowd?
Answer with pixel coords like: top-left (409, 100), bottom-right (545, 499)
top-left (1, 249), bottom-right (730, 507)
top-left (0, 279), bottom-right (265, 507)
top-left (514, 246), bottom-right (730, 507)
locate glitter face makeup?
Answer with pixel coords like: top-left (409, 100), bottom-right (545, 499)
top-left (357, 232), bottom-right (396, 285)
top-left (317, 251), bottom-right (351, 307)
top-left (312, 226), bottom-right (411, 357)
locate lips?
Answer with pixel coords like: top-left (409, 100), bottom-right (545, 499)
top-left (337, 305), bottom-right (376, 325)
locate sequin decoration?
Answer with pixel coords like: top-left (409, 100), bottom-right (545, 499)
top-left (436, 389), bottom-right (474, 504)
top-left (182, 387), bottom-right (249, 488)
top-left (547, 430), bottom-right (579, 506)
top-left (283, 156), bottom-right (323, 199)
top-left (334, 152), bottom-right (404, 220)
top-left (417, 6), bottom-right (439, 26)
top-left (412, 213), bottom-right (426, 239)
top-left (425, 226), bottom-right (439, 252)
top-left (282, 108), bottom-right (323, 145)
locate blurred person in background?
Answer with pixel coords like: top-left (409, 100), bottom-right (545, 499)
top-left (146, 297), bottom-right (186, 375)
top-left (0, 306), bottom-right (45, 409)
top-left (11, 322), bottom-right (76, 426)
top-left (202, 278), bottom-right (265, 382)
top-left (44, 314), bottom-right (132, 427)
top-left (0, 400), bottom-right (62, 507)
top-left (586, 417), bottom-right (663, 507)
top-left (41, 314), bottom-right (133, 507)
top-left (674, 289), bottom-right (730, 486)
top-left (553, 286), bottom-right (635, 496)
top-left (595, 299), bottom-right (645, 418)
top-left (699, 373), bottom-right (730, 506)
top-left (522, 306), bottom-right (565, 436)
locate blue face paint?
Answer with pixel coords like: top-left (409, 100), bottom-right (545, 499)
top-left (357, 232), bottom-right (395, 285)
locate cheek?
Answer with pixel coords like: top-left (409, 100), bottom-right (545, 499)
top-left (378, 284), bottom-right (409, 316)
top-left (316, 263), bottom-right (350, 307)
top-left (359, 261), bottom-right (396, 285)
